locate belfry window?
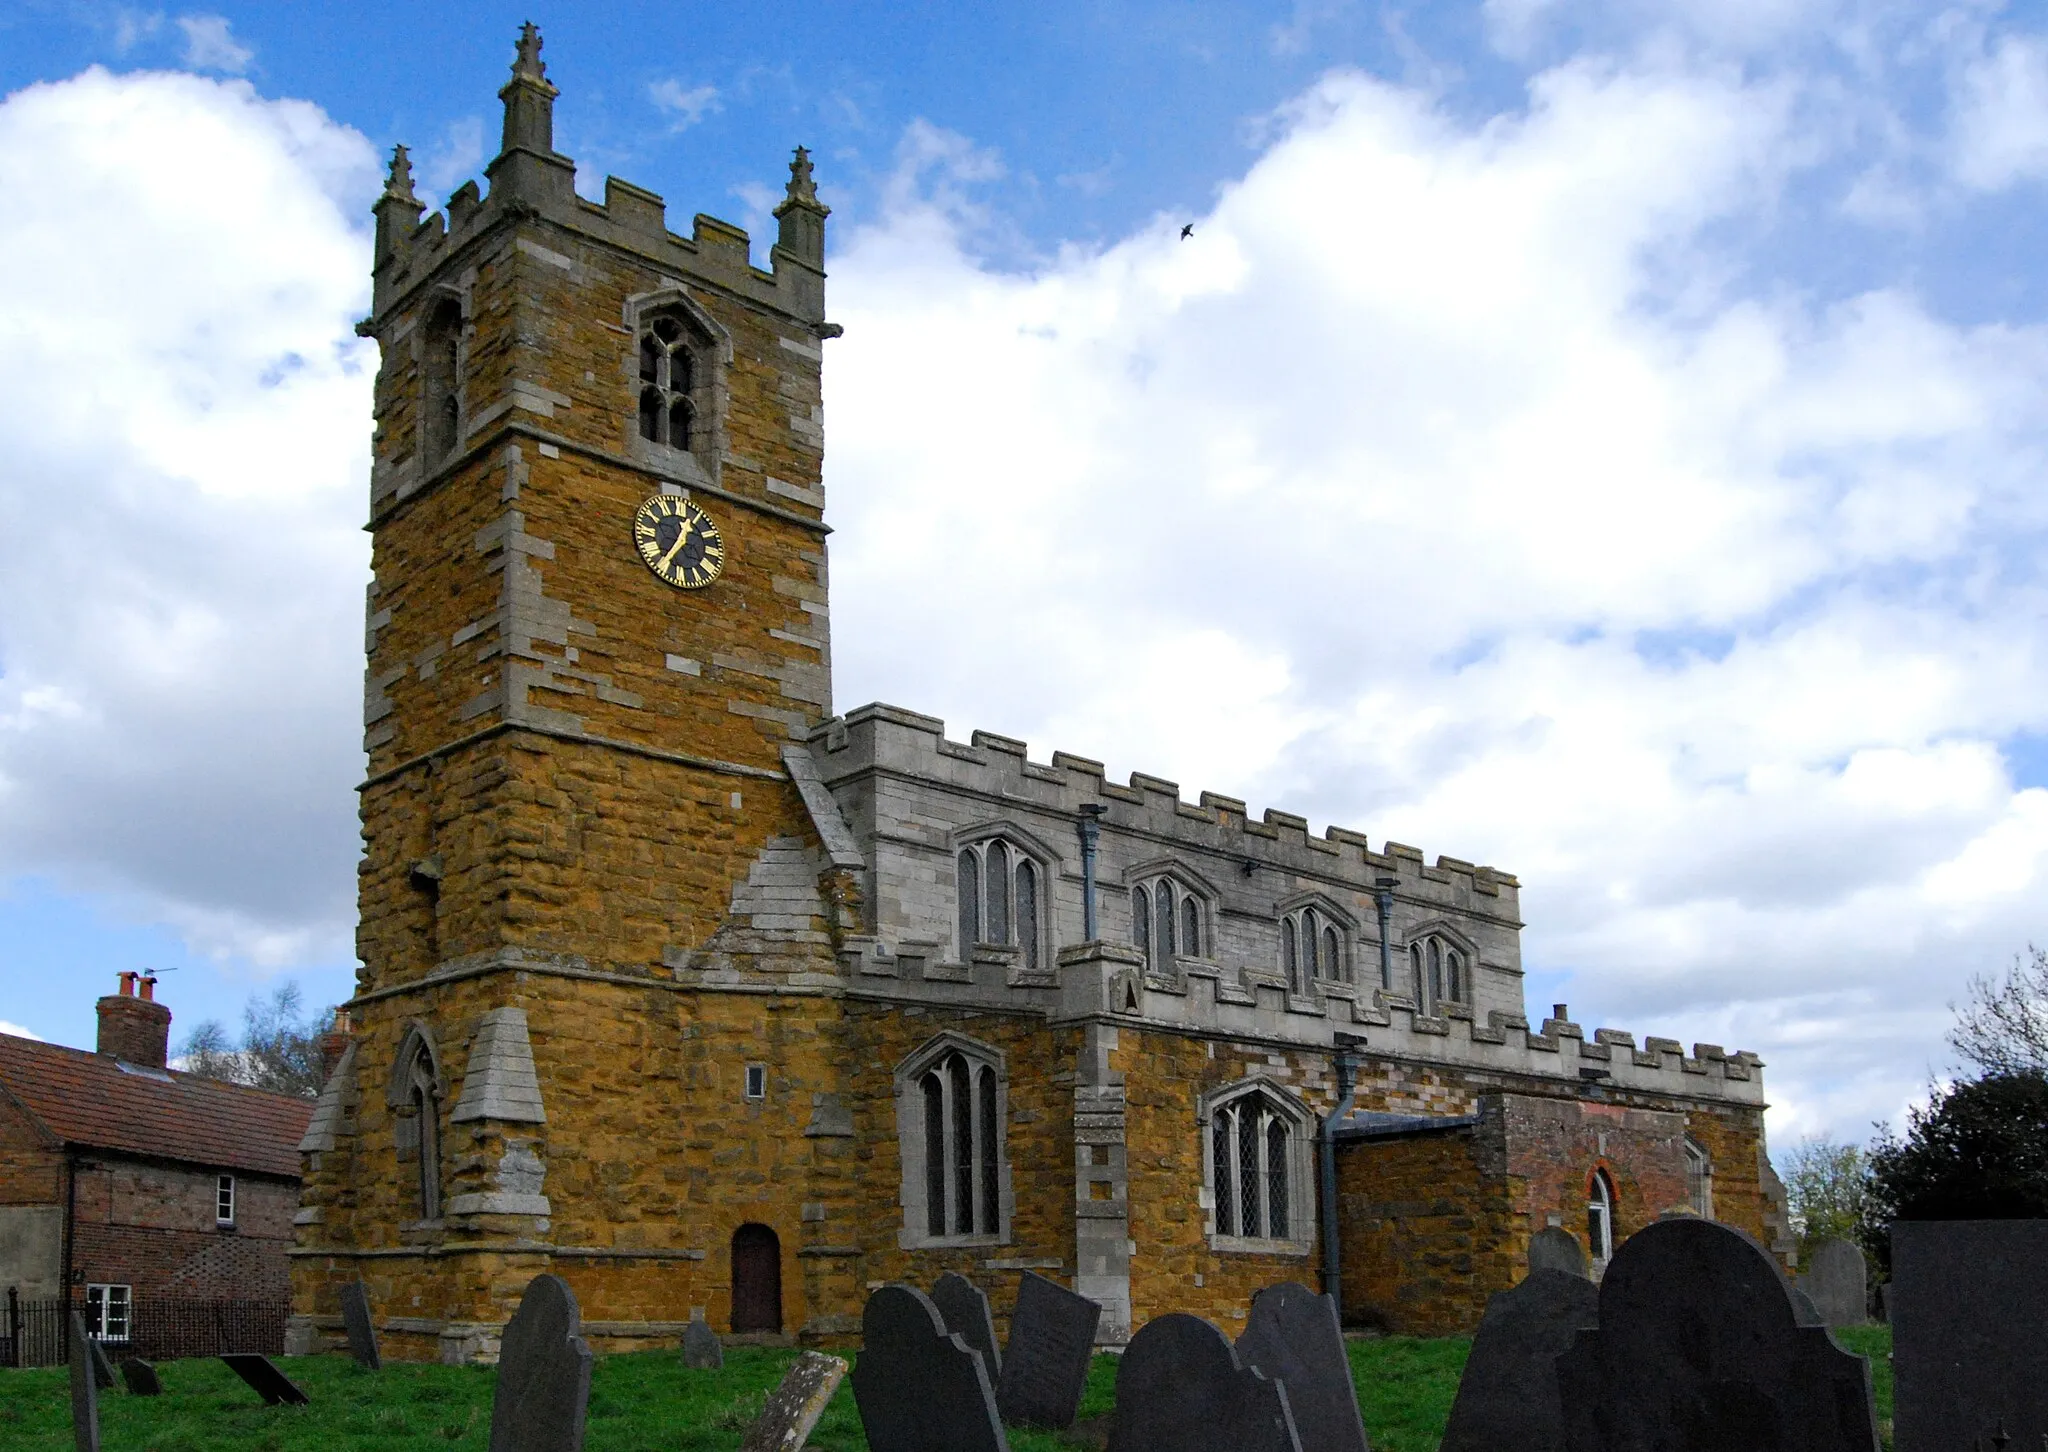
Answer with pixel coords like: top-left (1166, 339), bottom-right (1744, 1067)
top-left (897, 1036), bottom-right (1010, 1246)
top-left (392, 1027), bottom-right (444, 1222)
top-left (421, 297), bottom-right (463, 465)
top-left (1280, 906), bottom-right (1347, 992)
top-left (638, 314), bottom-right (697, 448)
top-left (1409, 933), bottom-right (1468, 1014)
top-left (1206, 1083), bottom-right (1311, 1249)
top-left (956, 838), bottom-right (1041, 972)
top-left (1131, 876), bottom-right (1203, 973)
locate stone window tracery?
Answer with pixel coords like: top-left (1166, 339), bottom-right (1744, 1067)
top-left (1204, 1081), bottom-right (1313, 1252)
top-left (1280, 905), bottom-right (1348, 992)
top-left (1131, 874), bottom-right (1206, 975)
top-left (391, 1024), bottom-right (444, 1222)
top-left (637, 313), bottom-right (698, 449)
top-left (896, 1035), bottom-right (1010, 1247)
top-left (956, 837), bottom-right (1042, 972)
top-left (1409, 932), bottom-right (1468, 1014)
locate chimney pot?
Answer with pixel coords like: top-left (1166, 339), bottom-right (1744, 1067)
top-left (117, 971), bottom-right (136, 997)
top-left (97, 980), bottom-right (172, 1068)
top-left (139, 973), bottom-right (157, 1002)
top-left (1552, 1003), bottom-right (1569, 1021)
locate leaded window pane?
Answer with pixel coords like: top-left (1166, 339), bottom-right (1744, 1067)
top-left (978, 1066), bottom-right (999, 1233)
top-left (1133, 886), bottom-right (1150, 960)
top-left (1212, 1110), bottom-right (1235, 1236)
top-left (923, 1072), bottom-right (946, 1235)
top-left (1016, 861), bottom-right (1038, 972)
top-left (1447, 948), bottom-right (1464, 1002)
top-left (987, 841), bottom-right (1012, 945)
top-left (1237, 1106), bottom-right (1262, 1238)
top-left (1282, 922), bottom-right (1299, 993)
top-left (1182, 896), bottom-right (1200, 958)
top-left (1304, 910), bottom-right (1320, 980)
top-left (950, 1054), bottom-right (973, 1232)
top-left (1429, 939), bottom-right (1444, 1009)
top-left (1266, 1114), bottom-right (1289, 1238)
top-left (1324, 927), bottom-right (1342, 984)
top-left (1155, 882), bottom-right (1174, 966)
top-left (958, 850), bottom-right (980, 951)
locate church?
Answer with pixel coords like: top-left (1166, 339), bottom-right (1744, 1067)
top-left (288, 27), bottom-right (1786, 1363)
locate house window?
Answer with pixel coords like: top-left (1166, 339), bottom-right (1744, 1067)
top-left (216, 1173), bottom-right (236, 1226)
top-left (638, 313), bottom-right (698, 449)
top-left (1280, 906), bottom-right (1347, 991)
top-left (1206, 1083), bottom-right (1311, 1249)
top-left (744, 1063), bottom-right (768, 1100)
top-left (897, 1036), bottom-right (1009, 1246)
top-left (956, 838), bottom-right (1041, 972)
top-left (421, 296), bottom-right (463, 464)
top-left (1588, 1169), bottom-right (1616, 1269)
top-left (1685, 1138), bottom-right (1713, 1219)
top-left (85, 1284), bottom-right (131, 1342)
top-left (1409, 933), bottom-right (1468, 1014)
top-left (1131, 877), bottom-right (1203, 973)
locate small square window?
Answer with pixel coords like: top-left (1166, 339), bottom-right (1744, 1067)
top-left (744, 1064), bottom-right (767, 1100)
top-left (85, 1284), bottom-right (131, 1341)
top-left (217, 1173), bottom-right (236, 1225)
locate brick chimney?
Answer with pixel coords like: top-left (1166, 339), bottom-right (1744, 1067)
top-left (317, 1008), bottom-right (354, 1083)
top-left (97, 971), bottom-right (172, 1069)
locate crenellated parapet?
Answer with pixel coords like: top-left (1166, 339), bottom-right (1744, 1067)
top-left (811, 703), bottom-right (1766, 1109)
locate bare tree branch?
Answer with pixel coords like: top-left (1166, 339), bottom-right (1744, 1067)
top-left (1948, 946), bottom-right (2048, 1076)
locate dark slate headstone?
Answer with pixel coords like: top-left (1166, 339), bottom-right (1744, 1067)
top-left (340, 1279), bottom-right (382, 1370)
top-left (68, 1313), bottom-right (98, 1452)
top-left (1892, 1219), bottom-right (2048, 1452)
top-left (932, 1272), bottom-right (1001, 1380)
top-left (849, 1285), bottom-right (1006, 1452)
top-left (1440, 1268), bottom-right (1600, 1452)
top-left (995, 1271), bottom-right (1100, 1429)
top-left (1235, 1282), bottom-right (1370, 1452)
top-left (740, 1350), bottom-right (849, 1452)
top-left (86, 1334), bottom-right (116, 1391)
top-left (683, 1312), bottom-right (724, 1370)
top-left (1800, 1238), bottom-right (1869, 1328)
top-left (221, 1353), bottom-right (311, 1406)
top-left (488, 1274), bottom-right (593, 1452)
top-left (1555, 1218), bottom-right (1879, 1452)
top-left (1107, 1313), bottom-right (1302, 1452)
top-left (1528, 1227), bottom-right (1589, 1278)
top-left (120, 1358), bottom-right (162, 1396)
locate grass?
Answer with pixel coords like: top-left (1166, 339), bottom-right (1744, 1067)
top-left (0, 1326), bottom-right (1892, 1451)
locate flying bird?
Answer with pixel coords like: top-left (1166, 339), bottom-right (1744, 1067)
top-left (1180, 223), bottom-right (1194, 240)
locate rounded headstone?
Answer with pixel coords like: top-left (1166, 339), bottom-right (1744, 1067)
top-left (1441, 1268), bottom-right (1599, 1452)
top-left (1528, 1227), bottom-right (1589, 1279)
top-left (1108, 1313), bottom-right (1301, 1452)
top-left (849, 1285), bottom-right (1004, 1452)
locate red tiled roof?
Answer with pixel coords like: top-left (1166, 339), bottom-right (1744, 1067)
top-left (0, 1033), bottom-right (312, 1179)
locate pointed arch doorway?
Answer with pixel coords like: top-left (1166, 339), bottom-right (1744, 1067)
top-left (730, 1223), bottom-right (782, 1333)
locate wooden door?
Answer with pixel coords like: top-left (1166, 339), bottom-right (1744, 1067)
top-left (730, 1223), bottom-right (782, 1333)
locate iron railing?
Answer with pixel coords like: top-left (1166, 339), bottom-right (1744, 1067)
top-left (0, 1289), bottom-right (288, 1369)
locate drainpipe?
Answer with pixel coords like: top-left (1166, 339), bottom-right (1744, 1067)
top-left (1371, 876), bottom-right (1398, 992)
top-left (1319, 1034), bottom-right (1366, 1320)
top-left (1077, 804), bottom-right (1107, 941)
top-left (60, 1145), bottom-right (77, 1356)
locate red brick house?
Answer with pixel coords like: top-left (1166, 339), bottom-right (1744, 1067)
top-left (0, 974), bottom-right (311, 1346)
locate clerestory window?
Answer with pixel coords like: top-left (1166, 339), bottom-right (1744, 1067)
top-left (1409, 933), bottom-right (1468, 1015)
top-left (956, 837), bottom-right (1042, 973)
top-left (1205, 1082), bottom-right (1313, 1251)
top-left (1131, 876), bottom-right (1204, 974)
top-left (1280, 906), bottom-right (1348, 993)
top-left (896, 1035), bottom-right (1010, 1247)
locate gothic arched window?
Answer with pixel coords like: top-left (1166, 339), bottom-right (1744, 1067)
top-left (1129, 874), bottom-right (1206, 975)
top-left (1409, 932), bottom-right (1469, 1014)
top-left (421, 297), bottom-right (463, 465)
top-left (956, 837), bottom-right (1042, 972)
top-left (390, 1025), bottom-right (443, 1221)
top-left (1281, 905), bottom-right (1348, 989)
top-left (637, 313), bottom-right (698, 448)
top-left (1206, 1082), bottom-right (1311, 1248)
top-left (1588, 1168), bottom-right (1616, 1269)
top-left (1685, 1138), bottom-right (1713, 1219)
top-left (897, 1036), bottom-right (1009, 1246)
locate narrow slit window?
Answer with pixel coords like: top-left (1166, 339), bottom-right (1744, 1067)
top-left (957, 850), bottom-right (980, 952)
top-left (986, 841), bottom-right (1011, 947)
top-left (1133, 885), bottom-right (1151, 961)
top-left (1212, 1109), bottom-right (1236, 1236)
top-left (1015, 860), bottom-right (1038, 972)
top-left (216, 1173), bottom-right (235, 1225)
top-left (977, 1067), bottom-right (1000, 1233)
top-left (950, 1054), bottom-right (973, 1232)
top-left (922, 1072), bottom-right (945, 1236)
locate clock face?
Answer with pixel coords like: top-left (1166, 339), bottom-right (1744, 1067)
top-left (632, 493), bottom-right (726, 590)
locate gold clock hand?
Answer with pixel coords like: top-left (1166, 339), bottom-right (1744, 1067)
top-left (657, 516), bottom-right (694, 569)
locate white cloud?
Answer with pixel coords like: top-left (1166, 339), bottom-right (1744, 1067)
top-left (419, 115), bottom-right (484, 203)
top-left (1951, 32), bottom-right (2048, 190)
top-left (648, 78), bottom-right (721, 131)
top-left (824, 62), bottom-right (2048, 1145)
top-left (0, 1020), bottom-right (45, 1041)
top-left (176, 14), bottom-right (253, 75)
top-left (0, 67), bottom-right (376, 967)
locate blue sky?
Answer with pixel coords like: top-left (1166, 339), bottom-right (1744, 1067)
top-left (4, 0), bottom-right (2048, 1151)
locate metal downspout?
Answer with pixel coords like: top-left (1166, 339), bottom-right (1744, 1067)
top-left (1319, 1035), bottom-right (1365, 1319)
top-left (59, 1145), bottom-right (77, 1357)
top-left (1077, 803), bottom-right (1106, 940)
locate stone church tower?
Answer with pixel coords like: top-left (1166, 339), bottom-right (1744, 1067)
top-left (292, 27), bottom-right (862, 1360)
top-left (295, 27), bottom-right (1784, 1363)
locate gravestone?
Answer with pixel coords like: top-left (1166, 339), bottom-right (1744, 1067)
top-left (1554, 1218), bottom-right (1878, 1452)
top-left (1528, 1227), bottom-right (1589, 1278)
top-left (740, 1350), bottom-right (849, 1452)
top-left (68, 1313), bottom-right (98, 1452)
top-left (221, 1353), bottom-right (311, 1406)
top-left (86, 1334), bottom-right (116, 1391)
top-left (488, 1274), bottom-right (593, 1452)
top-left (1892, 1219), bottom-right (2048, 1452)
top-left (683, 1312), bottom-right (724, 1370)
top-left (849, 1285), bottom-right (1006, 1452)
top-left (1800, 1238), bottom-right (1869, 1328)
top-left (340, 1280), bottom-right (382, 1369)
top-left (995, 1271), bottom-right (1100, 1429)
top-left (932, 1272), bottom-right (1001, 1380)
top-left (120, 1358), bottom-right (162, 1396)
top-left (1440, 1268), bottom-right (1600, 1452)
top-left (1107, 1313), bottom-right (1301, 1452)
top-left (1235, 1282), bottom-right (1370, 1452)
